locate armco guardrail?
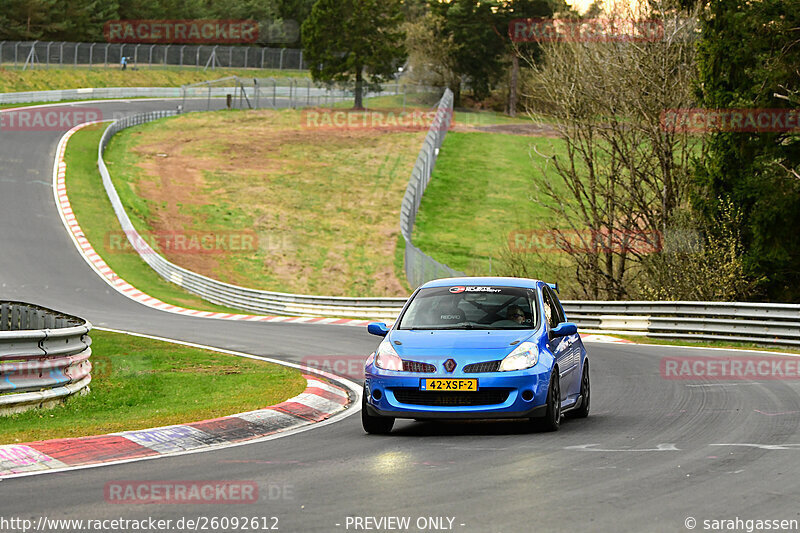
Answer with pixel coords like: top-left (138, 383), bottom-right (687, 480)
top-left (0, 86), bottom-right (182, 105)
top-left (0, 80), bottom-right (438, 108)
top-left (0, 82), bottom-right (340, 105)
top-left (88, 96), bottom-right (800, 345)
top-left (399, 88), bottom-right (464, 288)
top-left (563, 301), bottom-right (800, 346)
top-left (0, 302), bottom-right (93, 415)
top-left (98, 111), bottom-right (407, 319)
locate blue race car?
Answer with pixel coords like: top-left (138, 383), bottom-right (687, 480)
top-left (362, 277), bottom-right (589, 434)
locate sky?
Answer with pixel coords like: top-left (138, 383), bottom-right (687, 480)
top-left (568, 0), bottom-right (644, 15)
top-left (569, 0), bottom-right (599, 12)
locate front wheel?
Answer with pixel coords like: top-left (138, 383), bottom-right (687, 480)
top-left (568, 361), bottom-right (590, 419)
top-left (361, 388), bottom-right (394, 434)
top-left (533, 371), bottom-right (561, 432)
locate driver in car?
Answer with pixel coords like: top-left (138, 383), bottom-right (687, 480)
top-left (506, 304), bottom-right (525, 325)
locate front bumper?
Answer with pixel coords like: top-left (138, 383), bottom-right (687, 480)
top-left (364, 366), bottom-right (551, 420)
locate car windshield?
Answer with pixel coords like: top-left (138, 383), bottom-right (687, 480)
top-left (396, 285), bottom-right (538, 330)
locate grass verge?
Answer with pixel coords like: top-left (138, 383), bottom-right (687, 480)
top-left (66, 124), bottom-right (244, 313)
top-left (0, 329), bottom-right (306, 444)
top-left (103, 109), bottom-right (423, 297)
top-left (0, 67), bottom-right (307, 93)
top-left (412, 131), bottom-right (571, 279)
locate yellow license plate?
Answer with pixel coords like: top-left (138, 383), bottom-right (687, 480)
top-left (421, 378), bottom-right (478, 392)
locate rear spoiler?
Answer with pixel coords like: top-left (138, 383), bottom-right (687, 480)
top-left (546, 282), bottom-right (559, 294)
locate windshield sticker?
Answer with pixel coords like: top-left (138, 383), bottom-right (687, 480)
top-left (449, 286), bottom-right (501, 294)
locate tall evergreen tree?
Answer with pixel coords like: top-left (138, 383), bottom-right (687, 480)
top-left (428, 0), bottom-right (506, 104)
top-left (301, 0), bottom-right (406, 109)
top-left (693, 0), bottom-right (800, 301)
top-left (498, 0), bottom-right (561, 115)
top-left (0, 0), bottom-right (62, 40)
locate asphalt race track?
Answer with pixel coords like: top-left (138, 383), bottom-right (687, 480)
top-left (2, 99), bottom-right (800, 532)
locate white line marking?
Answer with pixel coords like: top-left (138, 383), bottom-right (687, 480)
top-left (0, 328), bottom-right (362, 480)
top-left (565, 443), bottom-right (680, 452)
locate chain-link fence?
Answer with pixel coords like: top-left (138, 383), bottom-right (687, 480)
top-left (0, 40), bottom-right (306, 70)
top-left (400, 88), bottom-right (464, 288)
top-left (180, 77), bottom-right (443, 111)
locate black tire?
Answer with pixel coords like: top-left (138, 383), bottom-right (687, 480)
top-left (568, 361), bottom-right (590, 419)
top-left (361, 388), bottom-right (394, 435)
top-left (534, 371), bottom-right (561, 432)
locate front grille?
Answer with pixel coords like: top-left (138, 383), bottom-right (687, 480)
top-left (463, 360), bottom-right (502, 373)
top-left (392, 389), bottom-right (510, 406)
top-left (402, 360), bottom-right (436, 373)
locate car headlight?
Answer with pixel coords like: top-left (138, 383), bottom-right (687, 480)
top-left (374, 340), bottom-right (403, 371)
top-left (499, 341), bottom-right (538, 371)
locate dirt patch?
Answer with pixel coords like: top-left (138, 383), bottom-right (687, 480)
top-left (118, 110), bottom-right (422, 297)
top-left (453, 122), bottom-right (561, 137)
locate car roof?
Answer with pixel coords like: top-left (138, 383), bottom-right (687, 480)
top-left (419, 277), bottom-right (542, 290)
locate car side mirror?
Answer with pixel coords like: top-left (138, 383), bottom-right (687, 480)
top-left (367, 322), bottom-right (390, 337)
top-left (549, 322), bottom-right (577, 340)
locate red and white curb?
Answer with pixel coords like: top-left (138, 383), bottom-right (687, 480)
top-left (52, 121), bottom-right (378, 328)
top-left (580, 334), bottom-right (634, 344)
top-left (0, 374), bottom-right (352, 477)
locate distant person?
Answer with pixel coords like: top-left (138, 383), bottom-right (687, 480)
top-left (120, 56), bottom-right (127, 70)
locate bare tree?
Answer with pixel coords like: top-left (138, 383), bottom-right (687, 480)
top-left (403, 13), bottom-right (460, 97)
top-left (774, 86), bottom-right (800, 181)
top-left (523, 2), bottom-right (700, 299)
